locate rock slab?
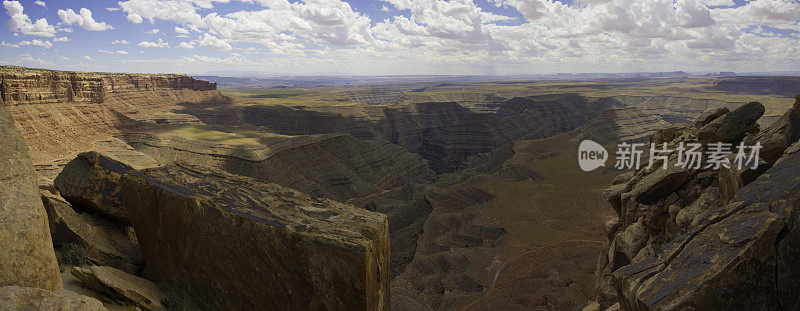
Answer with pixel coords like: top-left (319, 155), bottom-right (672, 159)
top-left (0, 285), bottom-right (106, 310)
top-left (121, 163), bottom-right (390, 310)
top-left (72, 265), bottom-right (165, 311)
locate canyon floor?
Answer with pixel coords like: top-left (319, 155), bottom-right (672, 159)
top-left (6, 68), bottom-right (799, 310)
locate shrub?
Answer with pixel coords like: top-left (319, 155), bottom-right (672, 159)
top-left (60, 243), bottom-right (87, 266)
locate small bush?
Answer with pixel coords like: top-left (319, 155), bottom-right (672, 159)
top-left (60, 243), bottom-right (87, 266)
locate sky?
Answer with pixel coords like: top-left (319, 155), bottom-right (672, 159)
top-left (0, 0), bottom-right (799, 76)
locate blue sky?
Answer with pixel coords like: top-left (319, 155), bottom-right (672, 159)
top-left (1, 0), bottom-right (799, 76)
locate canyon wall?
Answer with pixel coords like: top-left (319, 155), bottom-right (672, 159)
top-left (0, 66), bottom-right (226, 163)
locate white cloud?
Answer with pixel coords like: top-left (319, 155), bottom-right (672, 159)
top-left (3, 0), bottom-right (56, 37)
top-left (19, 39), bottom-right (52, 48)
top-left (118, 0), bottom-right (206, 25)
top-left (196, 33), bottom-right (232, 50)
top-left (137, 38), bottom-right (169, 48)
top-left (99, 49), bottom-right (129, 54)
top-left (178, 41), bottom-right (195, 49)
top-left (106, 7), bottom-right (120, 11)
top-left (147, 28), bottom-right (159, 34)
top-left (84, 55), bottom-right (92, 60)
top-left (34, 0), bottom-right (44, 7)
top-left (1, 41), bottom-right (19, 47)
top-left (57, 8), bottom-right (114, 31)
top-left (174, 26), bottom-right (189, 34)
top-left (112, 39), bottom-right (129, 45)
top-left (53, 36), bottom-right (69, 42)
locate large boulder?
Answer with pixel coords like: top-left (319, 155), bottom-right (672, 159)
top-left (121, 163), bottom-right (390, 310)
top-left (72, 266), bottom-right (165, 311)
top-left (697, 101), bottom-right (764, 144)
top-left (694, 107), bottom-right (729, 128)
top-left (41, 192), bottom-right (144, 274)
top-left (612, 150), bottom-right (800, 310)
top-left (0, 285), bottom-right (106, 310)
top-left (0, 108), bottom-right (62, 290)
top-left (54, 150), bottom-right (159, 225)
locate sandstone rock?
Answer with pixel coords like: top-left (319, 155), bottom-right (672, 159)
top-left (582, 301), bottom-right (601, 311)
top-left (629, 166), bottom-right (690, 205)
top-left (612, 171), bottom-right (635, 185)
top-left (581, 107), bottom-right (669, 144)
top-left (54, 150), bottom-right (159, 225)
top-left (72, 266), bottom-right (164, 311)
top-left (650, 123), bottom-right (691, 145)
top-left (0, 285), bottom-right (106, 310)
top-left (41, 192), bottom-right (143, 274)
top-left (697, 101), bottom-right (764, 143)
top-left (694, 107), bottom-right (729, 128)
top-left (121, 163), bottom-right (390, 310)
top-left (0, 107), bottom-right (62, 290)
top-left (604, 183), bottom-right (629, 216)
top-left (612, 150), bottom-right (800, 310)
top-left (604, 218), bottom-right (621, 241)
top-left (613, 220), bottom-right (649, 262)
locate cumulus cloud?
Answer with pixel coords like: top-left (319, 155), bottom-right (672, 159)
top-left (53, 36), bottom-right (69, 42)
top-left (196, 33), bottom-right (232, 50)
top-left (57, 8), bottom-right (114, 31)
top-left (99, 49), bottom-right (129, 54)
top-left (174, 26), bottom-right (189, 34)
top-left (118, 0), bottom-right (206, 25)
top-left (112, 39), bottom-right (129, 45)
top-left (137, 38), bottom-right (169, 48)
top-left (147, 28), bottom-right (159, 34)
top-left (1, 40), bottom-right (19, 47)
top-left (3, 0), bottom-right (56, 37)
top-left (34, 0), bottom-right (44, 7)
top-left (19, 39), bottom-right (52, 48)
top-left (178, 41), bottom-right (195, 49)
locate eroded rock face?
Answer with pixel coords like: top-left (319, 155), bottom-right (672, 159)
top-left (72, 266), bottom-right (165, 311)
top-left (41, 192), bottom-right (143, 274)
top-left (54, 150), bottom-right (159, 225)
top-left (121, 164), bottom-right (390, 310)
top-left (0, 285), bottom-right (106, 311)
top-left (0, 107), bottom-right (62, 290)
top-left (581, 107), bottom-right (669, 144)
top-left (596, 99), bottom-right (800, 309)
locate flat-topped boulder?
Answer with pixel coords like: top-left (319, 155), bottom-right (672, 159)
top-left (0, 107), bottom-right (62, 290)
top-left (121, 163), bottom-right (389, 310)
top-left (72, 266), bottom-right (165, 311)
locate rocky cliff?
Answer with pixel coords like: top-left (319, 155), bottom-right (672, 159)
top-left (0, 66), bottom-right (225, 163)
top-left (580, 107), bottom-right (669, 144)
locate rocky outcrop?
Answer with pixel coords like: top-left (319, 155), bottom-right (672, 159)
top-left (580, 107), bottom-right (669, 143)
top-left (0, 107), bottom-right (62, 290)
top-left (42, 192), bottom-right (143, 274)
top-left (0, 285), bottom-right (106, 311)
top-left (0, 66), bottom-right (225, 163)
top-left (72, 266), bottom-right (165, 311)
top-left (55, 150), bottom-right (160, 225)
top-left (709, 76), bottom-right (800, 96)
top-left (596, 100), bottom-right (800, 309)
top-left (614, 147), bottom-right (800, 310)
top-left (744, 95), bottom-right (800, 164)
top-left (121, 163), bottom-right (390, 310)
top-left (697, 101), bottom-right (764, 144)
top-left (122, 130), bottom-right (433, 202)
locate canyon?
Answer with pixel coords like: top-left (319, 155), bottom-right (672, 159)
top-left (2, 66), bottom-right (799, 310)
